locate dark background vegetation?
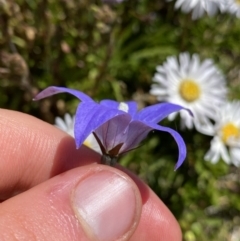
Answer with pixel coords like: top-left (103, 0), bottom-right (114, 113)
top-left (1, 1), bottom-right (240, 240)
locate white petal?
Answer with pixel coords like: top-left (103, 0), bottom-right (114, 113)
top-left (195, 118), bottom-right (215, 136)
top-left (54, 113), bottom-right (75, 137)
top-left (204, 137), bottom-right (230, 164)
top-left (64, 113), bottom-right (74, 129)
top-left (84, 133), bottom-right (101, 154)
top-left (55, 117), bottom-right (67, 131)
top-left (174, 0), bottom-right (222, 19)
top-left (230, 147), bottom-right (240, 167)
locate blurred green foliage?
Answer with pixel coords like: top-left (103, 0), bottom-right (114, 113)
top-left (1, 0), bottom-right (240, 240)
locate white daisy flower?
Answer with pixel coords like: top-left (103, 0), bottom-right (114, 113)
top-left (167, 0), bottom-right (222, 19)
top-left (150, 52), bottom-right (227, 132)
top-left (220, 0), bottom-right (240, 18)
top-left (55, 113), bottom-right (101, 154)
top-left (204, 101), bottom-right (240, 167)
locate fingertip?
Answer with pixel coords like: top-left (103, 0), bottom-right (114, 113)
top-left (117, 165), bottom-right (182, 241)
top-left (130, 189), bottom-right (182, 241)
top-left (73, 168), bottom-right (142, 241)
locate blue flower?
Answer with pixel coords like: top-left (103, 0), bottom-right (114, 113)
top-left (34, 86), bottom-right (190, 169)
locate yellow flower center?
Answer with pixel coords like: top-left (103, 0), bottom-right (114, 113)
top-left (235, 0), bottom-right (240, 5)
top-left (221, 123), bottom-right (239, 143)
top-left (179, 79), bottom-right (201, 102)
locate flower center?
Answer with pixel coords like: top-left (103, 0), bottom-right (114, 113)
top-left (221, 123), bottom-right (239, 143)
top-left (179, 79), bottom-right (201, 102)
top-left (235, 0), bottom-right (240, 6)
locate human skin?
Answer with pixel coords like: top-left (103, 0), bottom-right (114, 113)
top-left (0, 109), bottom-right (182, 241)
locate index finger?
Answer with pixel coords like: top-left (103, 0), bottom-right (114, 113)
top-left (0, 109), bottom-right (100, 199)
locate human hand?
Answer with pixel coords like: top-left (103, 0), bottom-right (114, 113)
top-left (0, 109), bottom-right (182, 241)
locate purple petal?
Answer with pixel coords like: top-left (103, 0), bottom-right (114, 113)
top-left (100, 100), bottom-right (138, 115)
top-left (33, 86), bottom-right (93, 102)
top-left (136, 102), bottom-right (190, 123)
top-left (100, 100), bottom-right (119, 109)
top-left (120, 120), bottom-right (152, 153)
top-left (74, 102), bottom-right (124, 148)
top-left (126, 101), bottom-right (138, 115)
top-left (94, 114), bottom-right (131, 153)
top-left (142, 122), bottom-right (187, 170)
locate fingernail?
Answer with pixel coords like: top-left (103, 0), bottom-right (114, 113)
top-left (73, 171), bottom-right (137, 241)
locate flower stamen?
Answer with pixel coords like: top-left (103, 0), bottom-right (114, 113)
top-left (179, 79), bottom-right (201, 102)
top-left (221, 123), bottom-right (239, 143)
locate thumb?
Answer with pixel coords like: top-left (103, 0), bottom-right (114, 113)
top-left (0, 164), bottom-right (142, 241)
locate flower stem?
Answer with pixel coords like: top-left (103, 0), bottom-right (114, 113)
top-left (101, 155), bottom-right (117, 166)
